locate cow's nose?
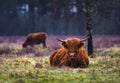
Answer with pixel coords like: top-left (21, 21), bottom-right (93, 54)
top-left (69, 53), bottom-right (75, 56)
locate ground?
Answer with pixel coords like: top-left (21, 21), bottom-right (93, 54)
top-left (0, 35), bottom-right (120, 83)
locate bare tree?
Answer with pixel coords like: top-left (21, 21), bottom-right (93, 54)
top-left (75, 0), bottom-right (98, 55)
top-left (81, 0), bottom-right (120, 55)
top-left (83, 0), bottom-right (98, 55)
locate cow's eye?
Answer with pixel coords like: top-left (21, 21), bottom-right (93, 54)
top-left (79, 42), bottom-right (84, 47)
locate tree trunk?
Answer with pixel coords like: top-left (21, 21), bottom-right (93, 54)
top-left (86, 0), bottom-right (93, 55)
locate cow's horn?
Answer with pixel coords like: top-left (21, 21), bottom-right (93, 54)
top-left (80, 36), bottom-right (89, 42)
top-left (57, 38), bottom-right (65, 42)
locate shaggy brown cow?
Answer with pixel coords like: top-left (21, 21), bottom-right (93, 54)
top-left (22, 32), bottom-right (47, 48)
top-left (50, 38), bottom-right (89, 68)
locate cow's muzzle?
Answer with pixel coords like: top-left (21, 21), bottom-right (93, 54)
top-left (69, 52), bottom-right (76, 58)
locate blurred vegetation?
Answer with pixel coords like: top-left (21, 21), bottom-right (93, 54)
top-left (0, 42), bottom-right (48, 57)
top-left (0, 0), bottom-right (120, 35)
top-left (0, 46), bottom-right (120, 83)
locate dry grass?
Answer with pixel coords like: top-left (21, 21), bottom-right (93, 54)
top-left (0, 35), bottom-right (120, 83)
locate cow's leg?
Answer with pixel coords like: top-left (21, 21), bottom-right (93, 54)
top-left (59, 55), bottom-right (67, 67)
top-left (59, 60), bottom-right (66, 67)
top-left (42, 42), bottom-right (47, 48)
top-left (79, 59), bottom-right (88, 68)
top-left (30, 44), bottom-right (34, 48)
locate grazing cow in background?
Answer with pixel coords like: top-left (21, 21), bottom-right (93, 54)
top-left (50, 37), bottom-right (89, 68)
top-left (22, 32), bottom-right (47, 48)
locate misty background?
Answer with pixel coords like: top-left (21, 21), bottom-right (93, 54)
top-left (0, 0), bottom-right (120, 36)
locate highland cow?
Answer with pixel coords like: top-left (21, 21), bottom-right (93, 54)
top-left (22, 32), bottom-right (47, 48)
top-left (50, 37), bottom-right (89, 68)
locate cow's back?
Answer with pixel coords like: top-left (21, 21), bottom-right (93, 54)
top-left (23, 32), bottom-right (47, 48)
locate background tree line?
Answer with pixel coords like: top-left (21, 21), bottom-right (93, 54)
top-left (0, 0), bottom-right (120, 36)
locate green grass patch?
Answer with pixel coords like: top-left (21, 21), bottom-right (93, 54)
top-left (0, 47), bottom-right (120, 83)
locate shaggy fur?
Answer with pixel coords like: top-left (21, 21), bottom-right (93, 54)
top-left (50, 38), bottom-right (89, 68)
top-left (22, 32), bottom-right (47, 48)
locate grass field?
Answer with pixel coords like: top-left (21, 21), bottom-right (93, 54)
top-left (0, 35), bottom-right (120, 83)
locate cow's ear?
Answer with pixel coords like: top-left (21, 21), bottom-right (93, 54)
top-left (61, 42), bottom-right (67, 48)
top-left (79, 41), bottom-right (84, 47)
